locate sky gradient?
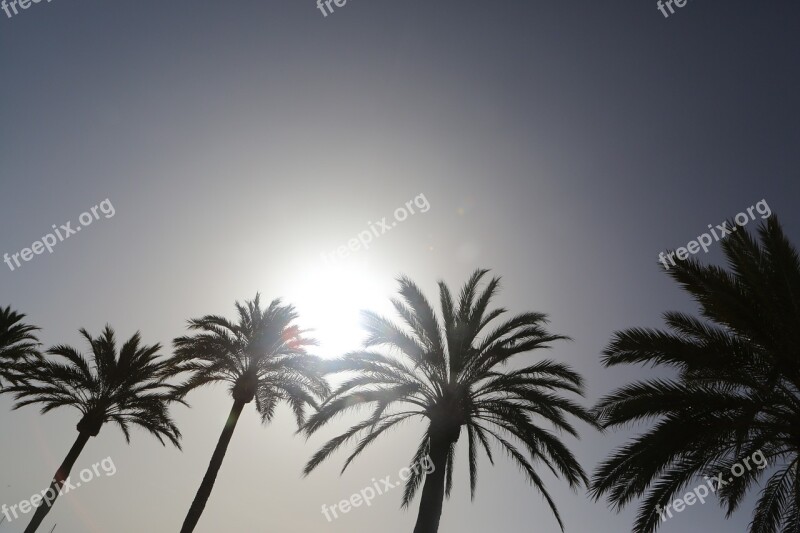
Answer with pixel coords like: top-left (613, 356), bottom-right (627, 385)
top-left (1, 0), bottom-right (799, 532)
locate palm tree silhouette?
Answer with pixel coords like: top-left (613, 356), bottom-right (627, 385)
top-left (0, 306), bottom-right (41, 388)
top-left (591, 216), bottom-right (800, 533)
top-left (5, 326), bottom-right (182, 533)
top-left (303, 269), bottom-right (596, 533)
top-left (170, 294), bottom-right (329, 533)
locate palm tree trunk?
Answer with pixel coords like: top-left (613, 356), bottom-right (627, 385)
top-left (412, 437), bottom-right (450, 533)
top-left (180, 400), bottom-right (246, 533)
top-left (24, 431), bottom-right (91, 533)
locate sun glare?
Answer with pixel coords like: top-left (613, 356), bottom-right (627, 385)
top-left (284, 261), bottom-right (392, 358)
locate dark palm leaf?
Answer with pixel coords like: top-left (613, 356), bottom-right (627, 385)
top-left (0, 306), bottom-right (41, 388)
top-left (592, 216), bottom-right (800, 533)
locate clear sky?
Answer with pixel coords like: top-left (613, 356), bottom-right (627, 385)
top-left (1, 0), bottom-right (799, 532)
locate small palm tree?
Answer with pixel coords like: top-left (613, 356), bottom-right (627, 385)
top-left (5, 326), bottom-right (181, 533)
top-left (0, 306), bottom-right (41, 388)
top-left (303, 270), bottom-right (596, 533)
top-left (170, 294), bottom-right (329, 533)
top-left (591, 216), bottom-right (800, 533)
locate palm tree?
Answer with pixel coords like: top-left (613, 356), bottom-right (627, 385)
top-left (170, 294), bottom-right (329, 533)
top-left (303, 269), bottom-right (596, 533)
top-left (0, 306), bottom-right (41, 388)
top-left (5, 326), bottom-right (182, 533)
top-left (591, 216), bottom-right (800, 533)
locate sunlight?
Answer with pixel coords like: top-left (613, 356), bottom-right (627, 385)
top-left (284, 261), bottom-right (392, 358)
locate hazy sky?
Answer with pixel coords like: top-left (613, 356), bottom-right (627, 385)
top-left (1, 1), bottom-right (799, 532)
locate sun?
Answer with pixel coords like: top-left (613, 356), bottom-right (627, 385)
top-left (284, 261), bottom-right (392, 358)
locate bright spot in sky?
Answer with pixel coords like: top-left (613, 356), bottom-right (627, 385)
top-left (284, 261), bottom-right (392, 358)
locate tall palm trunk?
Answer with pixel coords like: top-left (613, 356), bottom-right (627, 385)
top-left (24, 431), bottom-right (91, 533)
top-left (412, 437), bottom-right (450, 533)
top-left (180, 399), bottom-right (246, 533)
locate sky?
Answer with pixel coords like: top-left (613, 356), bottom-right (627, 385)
top-left (1, 0), bottom-right (799, 532)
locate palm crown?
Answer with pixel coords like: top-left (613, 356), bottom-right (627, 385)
top-left (169, 294), bottom-right (330, 533)
top-left (6, 326), bottom-right (182, 533)
top-left (8, 325), bottom-right (182, 445)
top-left (170, 294), bottom-right (329, 424)
top-left (591, 216), bottom-right (800, 533)
top-left (304, 269), bottom-right (596, 532)
top-left (0, 306), bottom-right (41, 387)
